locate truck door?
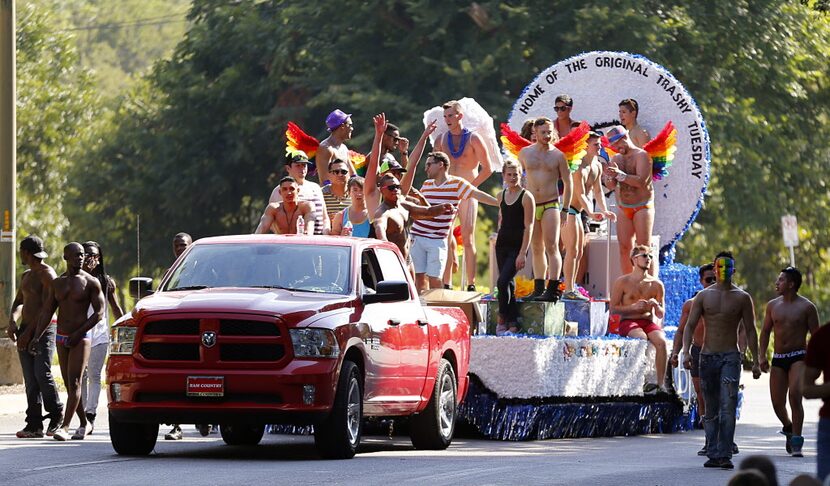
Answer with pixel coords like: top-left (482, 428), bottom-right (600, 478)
top-left (358, 249), bottom-right (402, 405)
top-left (373, 248), bottom-right (429, 402)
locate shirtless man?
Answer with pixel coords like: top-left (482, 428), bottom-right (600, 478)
top-left (258, 154), bottom-right (329, 234)
top-left (433, 100), bottom-right (493, 291)
top-left (759, 266), bottom-right (820, 457)
top-left (34, 242), bottom-right (105, 441)
top-left (610, 244), bottom-right (667, 393)
top-left (7, 236), bottom-right (63, 438)
top-left (373, 174), bottom-right (453, 261)
top-left (618, 99), bottom-right (650, 147)
top-left (602, 126), bottom-right (654, 274)
top-left (315, 109), bottom-right (355, 183)
top-left (561, 132), bottom-right (615, 300)
top-left (682, 251), bottom-right (762, 470)
top-left (518, 117), bottom-right (573, 301)
top-left (255, 177), bottom-right (314, 235)
top-left (553, 95), bottom-right (575, 140)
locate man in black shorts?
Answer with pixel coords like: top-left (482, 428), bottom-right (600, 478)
top-left (759, 267), bottom-right (820, 457)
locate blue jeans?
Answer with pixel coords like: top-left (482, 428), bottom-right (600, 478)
top-left (699, 351), bottom-right (741, 460)
top-left (818, 417), bottom-right (829, 482)
top-left (17, 325), bottom-right (63, 429)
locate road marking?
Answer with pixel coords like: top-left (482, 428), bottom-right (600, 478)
top-left (28, 457), bottom-right (141, 471)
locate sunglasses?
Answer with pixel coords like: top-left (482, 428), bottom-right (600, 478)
top-left (382, 184), bottom-right (401, 191)
top-left (553, 106), bottom-right (571, 112)
top-left (704, 276), bottom-right (716, 284)
top-left (635, 253), bottom-right (653, 260)
top-left (331, 169), bottom-right (349, 175)
top-left (339, 122), bottom-right (353, 129)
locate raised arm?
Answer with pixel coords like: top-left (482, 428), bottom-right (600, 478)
top-left (364, 114), bottom-right (387, 218)
top-left (401, 121), bottom-right (437, 194)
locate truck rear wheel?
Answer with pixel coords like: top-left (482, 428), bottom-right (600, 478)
top-left (410, 358), bottom-right (457, 450)
top-left (109, 412), bottom-right (158, 455)
top-left (314, 360), bottom-right (362, 459)
top-left (220, 424), bottom-right (265, 446)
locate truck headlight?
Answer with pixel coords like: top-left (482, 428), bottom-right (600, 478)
top-left (289, 328), bottom-right (340, 358)
top-left (111, 324), bottom-right (137, 355)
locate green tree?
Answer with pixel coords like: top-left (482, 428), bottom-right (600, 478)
top-left (16, 2), bottom-right (100, 260)
top-left (73, 0), bottom-right (830, 322)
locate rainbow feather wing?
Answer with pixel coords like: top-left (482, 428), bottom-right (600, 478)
top-left (285, 121), bottom-right (320, 159)
top-left (499, 123), bottom-right (532, 159)
top-left (350, 151), bottom-right (367, 177)
top-left (554, 121), bottom-right (590, 171)
top-left (600, 136), bottom-right (619, 160)
top-left (642, 121), bottom-right (677, 180)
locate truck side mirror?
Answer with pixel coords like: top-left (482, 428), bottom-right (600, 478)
top-left (129, 277), bottom-right (154, 301)
top-left (362, 280), bottom-right (410, 305)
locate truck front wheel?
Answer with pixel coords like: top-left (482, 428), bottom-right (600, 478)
top-left (314, 360), bottom-right (362, 459)
top-left (410, 358), bottom-right (457, 450)
top-left (109, 412), bottom-right (158, 455)
top-left (220, 424), bottom-right (265, 446)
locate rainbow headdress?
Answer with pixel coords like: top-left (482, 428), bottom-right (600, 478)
top-left (499, 123), bottom-right (532, 159)
top-left (285, 121), bottom-right (367, 177)
top-left (554, 121), bottom-right (591, 172)
top-left (285, 121), bottom-right (320, 160)
top-left (642, 121), bottom-right (677, 180)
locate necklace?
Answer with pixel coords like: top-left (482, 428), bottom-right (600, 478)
top-left (282, 204), bottom-right (300, 233)
top-left (447, 129), bottom-right (471, 158)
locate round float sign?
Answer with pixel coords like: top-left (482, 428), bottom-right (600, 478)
top-left (507, 51), bottom-right (710, 256)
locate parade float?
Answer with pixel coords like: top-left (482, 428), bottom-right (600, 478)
top-left (457, 51), bottom-right (712, 440)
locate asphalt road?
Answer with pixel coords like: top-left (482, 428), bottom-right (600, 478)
top-left (0, 370), bottom-right (821, 486)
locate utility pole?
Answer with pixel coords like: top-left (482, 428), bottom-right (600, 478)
top-left (0, 0), bottom-right (16, 329)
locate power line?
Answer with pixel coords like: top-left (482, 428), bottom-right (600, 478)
top-left (57, 12), bottom-right (189, 32)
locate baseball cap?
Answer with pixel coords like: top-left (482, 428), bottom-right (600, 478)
top-left (380, 154), bottom-right (407, 173)
top-left (20, 235), bottom-right (48, 259)
top-left (606, 126), bottom-right (628, 143)
top-left (326, 109), bottom-right (352, 131)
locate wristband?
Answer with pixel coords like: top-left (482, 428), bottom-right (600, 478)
top-left (615, 172), bottom-right (627, 182)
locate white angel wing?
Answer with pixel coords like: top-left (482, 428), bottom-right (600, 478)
top-left (422, 97), bottom-right (504, 172)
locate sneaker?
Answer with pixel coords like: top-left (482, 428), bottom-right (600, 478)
top-left (791, 435), bottom-right (804, 457)
top-left (53, 428), bottom-right (71, 441)
top-left (780, 425), bottom-right (793, 454)
top-left (197, 424), bottom-right (211, 437)
top-left (165, 426), bottom-right (183, 441)
top-left (703, 458), bottom-right (733, 469)
top-left (71, 426), bottom-right (87, 440)
top-left (703, 458), bottom-right (721, 468)
top-left (562, 290), bottom-right (589, 301)
top-left (732, 442), bottom-right (739, 455)
top-left (16, 427), bottom-right (44, 439)
top-left (466, 285), bottom-right (476, 292)
top-left (46, 413), bottom-right (63, 437)
top-left (719, 459), bottom-right (734, 469)
top-left (697, 444), bottom-right (708, 456)
top-left (643, 383), bottom-right (660, 395)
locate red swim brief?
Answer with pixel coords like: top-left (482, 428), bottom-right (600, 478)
top-left (618, 318), bottom-right (661, 337)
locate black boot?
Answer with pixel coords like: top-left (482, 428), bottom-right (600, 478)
top-left (523, 279), bottom-right (545, 301)
top-left (533, 280), bottom-right (561, 302)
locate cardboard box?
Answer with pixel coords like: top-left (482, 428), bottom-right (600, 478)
top-left (485, 300), bottom-right (565, 336)
top-left (421, 289), bottom-right (483, 331)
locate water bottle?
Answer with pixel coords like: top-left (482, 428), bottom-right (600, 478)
top-left (296, 216), bottom-right (305, 234)
top-left (342, 219), bottom-right (353, 237)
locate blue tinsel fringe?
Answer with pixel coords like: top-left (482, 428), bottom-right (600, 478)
top-left (458, 376), bottom-right (697, 441)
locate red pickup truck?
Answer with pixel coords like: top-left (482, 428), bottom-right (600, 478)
top-left (107, 235), bottom-right (470, 459)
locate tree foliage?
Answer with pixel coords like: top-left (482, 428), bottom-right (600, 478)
top-left (16, 2), bottom-right (99, 263)
top-left (69, 0), bottom-right (830, 317)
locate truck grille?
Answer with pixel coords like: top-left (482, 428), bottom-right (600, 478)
top-left (137, 316), bottom-right (287, 366)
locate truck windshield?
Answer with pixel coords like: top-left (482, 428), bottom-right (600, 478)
top-left (162, 243), bottom-right (351, 295)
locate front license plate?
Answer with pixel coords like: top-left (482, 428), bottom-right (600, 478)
top-left (186, 376), bottom-right (224, 397)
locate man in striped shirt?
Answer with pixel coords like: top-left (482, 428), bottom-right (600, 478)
top-left (411, 151), bottom-right (498, 292)
top-left (321, 159), bottom-right (352, 221)
top-left (256, 154), bottom-right (329, 235)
